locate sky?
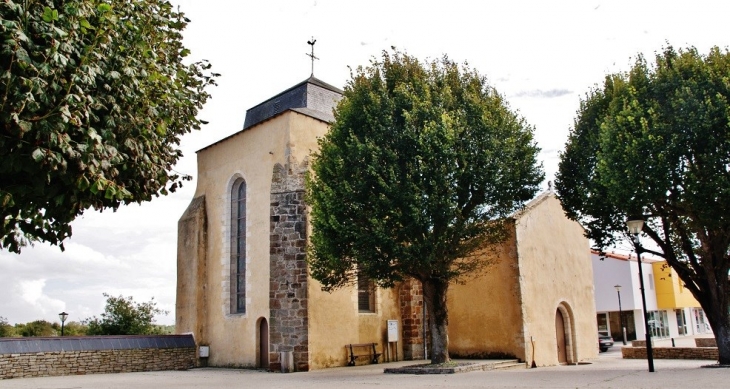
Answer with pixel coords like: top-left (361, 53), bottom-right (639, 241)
top-left (2, 0), bottom-right (730, 326)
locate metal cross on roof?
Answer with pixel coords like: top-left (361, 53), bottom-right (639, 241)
top-left (306, 37), bottom-right (319, 76)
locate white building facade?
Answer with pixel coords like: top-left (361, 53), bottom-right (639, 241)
top-left (592, 251), bottom-right (711, 344)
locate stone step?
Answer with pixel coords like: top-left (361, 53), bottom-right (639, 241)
top-left (490, 360), bottom-right (525, 370)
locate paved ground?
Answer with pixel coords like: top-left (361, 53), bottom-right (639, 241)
top-left (1, 344), bottom-right (726, 389)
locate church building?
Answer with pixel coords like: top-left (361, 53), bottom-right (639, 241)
top-left (176, 75), bottom-right (598, 371)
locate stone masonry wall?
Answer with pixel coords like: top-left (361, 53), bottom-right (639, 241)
top-left (269, 157), bottom-right (309, 371)
top-left (695, 338), bottom-right (717, 347)
top-left (0, 348), bottom-right (195, 379)
top-left (399, 279), bottom-right (425, 360)
top-left (622, 346), bottom-right (718, 360)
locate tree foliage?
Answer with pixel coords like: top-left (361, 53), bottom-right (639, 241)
top-left (307, 50), bottom-right (543, 363)
top-left (84, 293), bottom-right (167, 335)
top-left (57, 320), bottom-right (88, 336)
top-left (15, 319), bottom-right (56, 336)
top-left (0, 316), bottom-right (16, 337)
top-left (0, 0), bottom-right (217, 252)
top-left (555, 45), bottom-right (730, 364)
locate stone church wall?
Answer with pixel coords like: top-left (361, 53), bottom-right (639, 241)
top-left (269, 159), bottom-right (310, 371)
top-left (176, 195), bottom-right (207, 345)
top-left (177, 113), bottom-right (295, 368)
top-left (514, 194), bottom-right (597, 366)
top-left (447, 226), bottom-right (525, 360)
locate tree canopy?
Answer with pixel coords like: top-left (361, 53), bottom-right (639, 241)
top-left (307, 50), bottom-right (543, 363)
top-left (555, 45), bottom-right (730, 364)
top-left (0, 0), bottom-right (217, 253)
top-left (84, 293), bottom-right (167, 335)
top-left (0, 316), bottom-right (14, 337)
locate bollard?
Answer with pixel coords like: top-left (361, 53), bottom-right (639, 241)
top-left (280, 351), bottom-right (294, 373)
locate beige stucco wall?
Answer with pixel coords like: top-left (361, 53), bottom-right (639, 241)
top-left (178, 110), bottom-right (402, 369)
top-left (177, 111), bottom-right (329, 367)
top-left (307, 278), bottom-right (403, 369)
top-left (447, 230), bottom-right (526, 360)
top-left (448, 193), bottom-right (596, 365)
top-left (515, 194), bottom-right (597, 366)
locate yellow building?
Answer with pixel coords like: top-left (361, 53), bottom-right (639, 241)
top-left (653, 262), bottom-right (700, 310)
top-left (176, 76), bottom-right (598, 371)
top-left (652, 261), bottom-right (704, 336)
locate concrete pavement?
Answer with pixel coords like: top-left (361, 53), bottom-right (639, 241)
top-left (0, 348), bottom-right (726, 389)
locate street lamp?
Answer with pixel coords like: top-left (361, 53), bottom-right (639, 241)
top-left (58, 312), bottom-right (68, 337)
top-left (626, 218), bottom-right (655, 372)
top-left (614, 284), bottom-right (627, 345)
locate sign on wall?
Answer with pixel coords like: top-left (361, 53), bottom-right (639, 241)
top-left (387, 320), bottom-right (399, 342)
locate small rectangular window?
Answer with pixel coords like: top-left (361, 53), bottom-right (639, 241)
top-left (357, 272), bottom-right (375, 313)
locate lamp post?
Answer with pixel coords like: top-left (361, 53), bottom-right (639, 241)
top-left (614, 284), bottom-right (627, 345)
top-left (58, 312), bottom-right (68, 337)
top-left (626, 218), bottom-right (655, 372)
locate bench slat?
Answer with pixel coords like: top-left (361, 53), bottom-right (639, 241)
top-left (346, 343), bottom-right (381, 366)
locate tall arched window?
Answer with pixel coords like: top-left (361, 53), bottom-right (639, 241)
top-left (230, 178), bottom-right (246, 314)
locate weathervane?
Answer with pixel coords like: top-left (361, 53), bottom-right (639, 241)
top-left (306, 37), bottom-right (319, 76)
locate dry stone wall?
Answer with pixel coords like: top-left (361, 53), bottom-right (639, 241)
top-left (622, 346), bottom-right (718, 360)
top-left (695, 338), bottom-right (717, 347)
top-left (0, 335), bottom-right (196, 379)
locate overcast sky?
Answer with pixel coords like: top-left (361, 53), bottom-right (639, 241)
top-left (2, 0), bottom-right (729, 326)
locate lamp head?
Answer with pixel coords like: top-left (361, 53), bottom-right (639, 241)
top-left (626, 218), bottom-right (644, 235)
top-left (59, 312), bottom-right (68, 323)
top-left (614, 284), bottom-right (622, 292)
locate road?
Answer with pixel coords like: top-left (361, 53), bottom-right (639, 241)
top-left (1, 347), bottom-right (726, 389)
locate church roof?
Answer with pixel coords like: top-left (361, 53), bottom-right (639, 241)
top-left (243, 76), bottom-right (343, 130)
top-left (197, 76), bottom-right (343, 153)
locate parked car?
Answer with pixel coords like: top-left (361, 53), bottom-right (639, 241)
top-left (599, 333), bottom-right (614, 352)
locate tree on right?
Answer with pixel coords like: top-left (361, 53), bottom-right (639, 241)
top-left (556, 45), bottom-right (730, 364)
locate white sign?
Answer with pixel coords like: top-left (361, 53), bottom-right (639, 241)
top-left (387, 320), bottom-right (399, 342)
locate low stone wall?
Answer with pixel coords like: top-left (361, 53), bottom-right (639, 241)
top-left (630, 340), bottom-right (653, 347)
top-left (0, 335), bottom-right (196, 380)
top-left (622, 346), bottom-right (718, 360)
top-left (695, 338), bottom-right (717, 347)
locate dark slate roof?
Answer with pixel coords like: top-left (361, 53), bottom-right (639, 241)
top-left (197, 76), bottom-right (343, 153)
top-left (0, 334), bottom-right (196, 354)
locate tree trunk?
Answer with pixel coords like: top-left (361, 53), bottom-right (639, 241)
top-left (705, 302), bottom-right (730, 365)
top-left (422, 278), bottom-right (450, 364)
top-left (715, 321), bottom-right (730, 365)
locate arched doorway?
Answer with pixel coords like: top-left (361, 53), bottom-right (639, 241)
top-left (258, 318), bottom-right (269, 368)
top-left (555, 309), bottom-right (567, 364)
top-left (555, 302), bottom-right (577, 365)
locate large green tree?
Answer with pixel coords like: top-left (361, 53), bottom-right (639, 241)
top-left (84, 293), bottom-right (167, 335)
top-left (556, 46), bottom-right (730, 364)
top-left (1, 0), bottom-right (217, 253)
top-left (307, 50), bottom-right (543, 364)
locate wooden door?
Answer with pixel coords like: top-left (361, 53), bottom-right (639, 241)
top-left (555, 309), bottom-right (567, 364)
top-left (259, 318), bottom-right (269, 368)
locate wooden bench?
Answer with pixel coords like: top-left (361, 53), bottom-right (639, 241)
top-left (346, 343), bottom-right (381, 366)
